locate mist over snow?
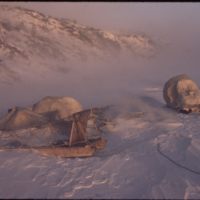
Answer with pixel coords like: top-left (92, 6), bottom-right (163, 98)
top-left (1, 5), bottom-right (200, 112)
top-left (0, 4), bottom-right (200, 199)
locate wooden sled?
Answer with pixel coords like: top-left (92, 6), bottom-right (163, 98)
top-left (0, 108), bottom-right (107, 158)
top-left (0, 138), bottom-right (107, 158)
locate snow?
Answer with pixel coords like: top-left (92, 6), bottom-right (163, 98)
top-left (1, 91), bottom-right (200, 199)
top-left (0, 4), bottom-right (200, 199)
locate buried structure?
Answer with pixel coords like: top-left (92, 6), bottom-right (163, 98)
top-left (0, 96), bottom-right (107, 158)
top-left (163, 74), bottom-right (200, 113)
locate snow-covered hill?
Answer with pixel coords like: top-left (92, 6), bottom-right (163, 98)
top-left (0, 5), bottom-right (155, 83)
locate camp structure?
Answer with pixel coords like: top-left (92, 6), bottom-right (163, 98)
top-left (0, 108), bottom-right (107, 158)
top-left (36, 108), bottom-right (107, 157)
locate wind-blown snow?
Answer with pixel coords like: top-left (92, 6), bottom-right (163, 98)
top-left (0, 5), bottom-right (200, 199)
top-left (0, 5), bottom-right (155, 84)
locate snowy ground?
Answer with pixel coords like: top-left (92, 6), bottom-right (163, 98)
top-left (1, 88), bottom-right (200, 199)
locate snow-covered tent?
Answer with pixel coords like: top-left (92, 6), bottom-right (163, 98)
top-left (0, 96), bottom-right (84, 147)
top-left (163, 74), bottom-right (200, 113)
top-left (0, 107), bottom-right (48, 131)
top-left (32, 96), bottom-right (83, 120)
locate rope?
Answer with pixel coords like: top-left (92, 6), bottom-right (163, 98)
top-left (157, 142), bottom-right (200, 176)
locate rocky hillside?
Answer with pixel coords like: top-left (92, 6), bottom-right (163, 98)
top-left (0, 5), bottom-right (156, 83)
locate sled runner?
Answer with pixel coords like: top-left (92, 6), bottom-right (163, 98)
top-left (33, 137), bottom-right (107, 158)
